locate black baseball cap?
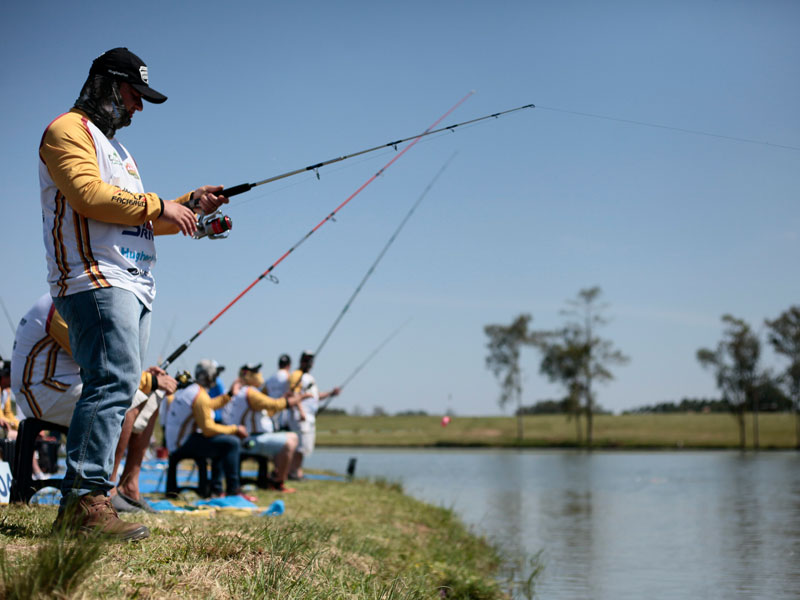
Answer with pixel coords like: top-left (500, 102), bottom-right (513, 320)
top-left (278, 354), bottom-right (291, 368)
top-left (240, 363), bottom-right (262, 373)
top-left (89, 48), bottom-right (167, 104)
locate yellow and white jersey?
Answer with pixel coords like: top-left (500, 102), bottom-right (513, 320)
top-left (39, 109), bottom-right (175, 310)
top-left (11, 294), bottom-right (80, 418)
top-left (225, 386), bottom-right (273, 434)
top-left (288, 370), bottom-right (319, 428)
top-left (164, 383), bottom-right (200, 453)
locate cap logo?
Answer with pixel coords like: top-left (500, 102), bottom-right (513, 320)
top-left (139, 66), bottom-right (149, 84)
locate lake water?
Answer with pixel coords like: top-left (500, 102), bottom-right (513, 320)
top-left (306, 448), bottom-right (800, 599)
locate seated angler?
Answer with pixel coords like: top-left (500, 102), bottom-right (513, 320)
top-left (226, 363), bottom-right (303, 493)
top-left (163, 359), bottom-right (251, 500)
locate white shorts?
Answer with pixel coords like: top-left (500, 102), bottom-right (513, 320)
top-left (296, 421), bottom-right (316, 457)
top-left (15, 378), bottom-right (150, 429)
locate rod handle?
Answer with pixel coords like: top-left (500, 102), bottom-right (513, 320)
top-left (163, 342), bottom-right (189, 369)
top-left (220, 183), bottom-right (254, 198)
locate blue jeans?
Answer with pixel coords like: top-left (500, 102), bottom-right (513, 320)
top-left (178, 432), bottom-right (241, 495)
top-left (53, 287), bottom-right (150, 504)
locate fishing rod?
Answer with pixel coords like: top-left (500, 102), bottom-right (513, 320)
top-left (161, 92), bottom-right (475, 370)
top-left (318, 319), bottom-right (412, 415)
top-left (192, 102), bottom-right (534, 206)
top-left (315, 153), bottom-right (457, 358)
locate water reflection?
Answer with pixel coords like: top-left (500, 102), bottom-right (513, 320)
top-left (307, 449), bottom-right (800, 600)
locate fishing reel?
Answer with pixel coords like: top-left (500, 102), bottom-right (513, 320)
top-left (194, 210), bottom-right (233, 240)
top-left (175, 370), bottom-right (194, 389)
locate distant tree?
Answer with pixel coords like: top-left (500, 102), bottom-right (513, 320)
top-left (535, 325), bottom-right (588, 442)
top-left (765, 306), bottom-right (800, 449)
top-left (752, 376), bottom-right (792, 411)
top-left (372, 406), bottom-right (387, 417)
top-left (697, 314), bottom-right (761, 450)
top-left (484, 314), bottom-right (532, 441)
top-left (517, 399), bottom-right (567, 415)
top-left (532, 287), bottom-right (629, 447)
top-left (395, 410), bottom-right (429, 417)
top-left (319, 407), bottom-right (348, 416)
top-left (625, 397), bottom-right (729, 414)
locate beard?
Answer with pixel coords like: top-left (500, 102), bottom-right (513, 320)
top-left (73, 74), bottom-right (132, 138)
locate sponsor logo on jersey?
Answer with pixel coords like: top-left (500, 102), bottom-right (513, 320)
top-left (120, 247), bottom-right (155, 264)
top-left (121, 223), bottom-right (154, 241)
top-left (108, 153), bottom-right (123, 167)
top-left (125, 163), bottom-right (140, 179)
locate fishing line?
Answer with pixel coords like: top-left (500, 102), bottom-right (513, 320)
top-left (537, 105), bottom-right (800, 151)
top-left (318, 318), bottom-right (412, 414)
top-left (203, 101), bottom-right (534, 203)
top-left (315, 152), bottom-right (458, 357)
top-left (161, 92), bottom-right (476, 369)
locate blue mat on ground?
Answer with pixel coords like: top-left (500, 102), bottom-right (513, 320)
top-left (147, 497), bottom-right (284, 516)
top-left (193, 495), bottom-right (257, 509)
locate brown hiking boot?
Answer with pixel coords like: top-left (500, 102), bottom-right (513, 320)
top-left (52, 491), bottom-right (150, 541)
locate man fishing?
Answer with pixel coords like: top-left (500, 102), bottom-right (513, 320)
top-left (286, 351), bottom-right (340, 480)
top-left (39, 47), bottom-right (228, 540)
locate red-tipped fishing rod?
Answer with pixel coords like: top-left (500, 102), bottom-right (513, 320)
top-left (318, 318), bottom-right (412, 415)
top-left (198, 102), bottom-right (534, 202)
top-left (161, 93), bottom-right (475, 369)
top-left (314, 153), bottom-right (457, 357)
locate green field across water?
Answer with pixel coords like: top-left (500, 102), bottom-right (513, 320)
top-left (315, 413), bottom-right (798, 449)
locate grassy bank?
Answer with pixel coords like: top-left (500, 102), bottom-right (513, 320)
top-left (316, 413), bottom-right (799, 449)
top-left (0, 477), bottom-right (522, 599)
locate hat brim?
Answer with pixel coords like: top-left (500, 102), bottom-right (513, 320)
top-left (132, 83), bottom-right (167, 104)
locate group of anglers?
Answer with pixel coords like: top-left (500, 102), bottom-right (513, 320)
top-left (2, 296), bottom-right (341, 522)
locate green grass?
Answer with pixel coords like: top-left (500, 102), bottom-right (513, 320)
top-left (0, 476), bottom-right (530, 599)
top-left (316, 412), bottom-right (799, 449)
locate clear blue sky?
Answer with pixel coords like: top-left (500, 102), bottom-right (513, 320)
top-left (2, 1), bottom-right (798, 415)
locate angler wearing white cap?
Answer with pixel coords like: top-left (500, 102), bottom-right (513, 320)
top-left (39, 47), bottom-right (229, 540)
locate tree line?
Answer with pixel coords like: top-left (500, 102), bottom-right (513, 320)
top-left (484, 288), bottom-right (800, 449)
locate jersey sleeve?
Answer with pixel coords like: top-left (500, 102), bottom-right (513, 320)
top-left (193, 389), bottom-right (238, 437)
top-left (39, 111), bottom-right (163, 226)
top-left (246, 387), bottom-right (288, 416)
top-left (152, 191), bottom-right (194, 236)
top-left (2, 395), bottom-right (19, 429)
top-left (139, 372), bottom-right (155, 395)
